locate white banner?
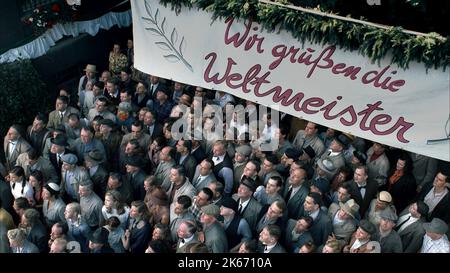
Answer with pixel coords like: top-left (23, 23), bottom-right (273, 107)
top-left (131, 0), bottom-right (450, 161)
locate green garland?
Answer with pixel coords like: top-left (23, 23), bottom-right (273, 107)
top-left (158, 0), bottom-right (449, 70)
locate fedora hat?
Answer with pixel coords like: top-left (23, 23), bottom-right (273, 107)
top-left (84, 64), bottom-right (97, 73)
top-left (317, 158), bottom-right (336, 175)
top-left (339, 199), bottom-right (359, 219)
top-left (84, 149), bottom-right (103, 163)
top-left (50, 135), bottom-right (68, 147)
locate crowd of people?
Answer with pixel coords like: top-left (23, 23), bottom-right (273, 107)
top-left (0, 40), bottom-right (449, 254)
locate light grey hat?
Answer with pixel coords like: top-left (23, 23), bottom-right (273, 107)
top-left (379, 209), bottom-right (398, 223)
top-left (424, 218), bottom-right (448, 234)
top-left (61, 153), bottom-right (78, 165)
top-left (235, 145), bottom-right (252, 158)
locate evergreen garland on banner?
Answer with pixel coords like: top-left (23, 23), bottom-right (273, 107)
top-left (158, 0), bottom-right (449, 70)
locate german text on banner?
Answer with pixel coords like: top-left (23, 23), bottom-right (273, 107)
top-left (131, 0), bottom-right (450, 161)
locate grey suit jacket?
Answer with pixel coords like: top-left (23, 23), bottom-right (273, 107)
top-left (283, 183), bottom-right (309, 220)
top-left (70, 138), bottom-right (106, 164)
top-left (232, 195), bottom-right (262, 232)
top-left (60, 166), bottom-right (90, 201)
top-left (176, 235), bottom-right (200, 253)
top-left (4, 137), bottom-right (32, 171)
top-left (308, 210), bottom-right (333, 247)
top-left (257, 242), bottom-right (286, 253)
top-left (15, 153), bottom-right (58, 184)
top-left (328, 204), bottom-right (357, 244)
top-left (154, 160), bottom-right (175, 192)
top-left (192, 167), bottom-right (217, 192)
top-left (47, 106), bottom-right (79, 130)
top-left (204, 221), bottom-right (228, 253)
top-left (397, 208), bottom-right (426, 253)
top-left (284, 218), bottom-right (313, 253)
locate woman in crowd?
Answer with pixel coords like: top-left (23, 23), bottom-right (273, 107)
top-left (102, 190), bottom-right (130, 230)
top-left (42, 182), bottom-right (66, 230)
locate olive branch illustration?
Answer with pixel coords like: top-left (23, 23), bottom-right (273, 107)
top-left (141, 1), bottom-right (193, 72)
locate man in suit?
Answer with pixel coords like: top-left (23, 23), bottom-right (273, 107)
top-left (64, 113), bottom-right (88, 142)
top-left (3, 125), bottom-right (32, 172)
top-left (192, 158), bottom-right (216, 192)
top-left (175, 139), bottom-right (197, 182)
top-left (70, 126), bottom-right (106, 166)
top-left (98, 118), bottom-right (122, 170)
top-left (220, 197), bottom-right (253, 250)
top-left (366, 142), bottom-right (390, 187)
top-left (171, 196), bottom-right (195, 243)
top-left (84, 150), bottom-right (108, 199)
top-left (48, 134), bottom-right (72, 177)
top-left (232, 177), bottom-right (262, 233)
top-left (154, 146), bottom-right (176, 192)
top-left (190, 139), bottom-right (206, 164)
top-left (343, 219), bottom-right (378, 253)
top-left (120, 120), bottom-right (151, 152)
top-left (292, 122), bottom-right (325, 159)
top-left (82, 81), bottom-right (105, 118)
top-left (284, 216), bottom-right (314, 253)
top-left (348, 164), bottom-right (378, 216)
top-left (60, 153), bottom-right (90, 203)
top-left (7, 228), bottom-right (39, 253)
top-left (47, 96), bottom-right (80, 130)
top-left (258, 224), bottom-right (286, 253)
top-left (124, 156), bottom-right (147, 201)
top-left (259, 154), bottom-right (282, 187)
top-left (200, 204), bottom-right (228, 253)
top-left (211, 140), bottom-right (234, 197)
top-left (318, 134), bottom-right (348, 180)
top-left (15, 149), bottom-right (58, 184)
top-left (22, 208), bottom-right (48, 253)
top-left (372, 209), bottom-right (403, 253)
top-left (106, 173), bottom-right (132, 205)
top-left (26, 113), bottom-right (51, 156)
top-left (143, 110), bottom-right (163, 142)
top-left (255, 200), bottom-right (286, 235)
top-left (417, 170), bottom-right (450, 225)
top-left (397, 201), bottom-right (429, 253)
top-left (302, 192), bottom-right (333, 247)
top-left (283, 168), bottom-right (310, 220)
top-left (175, 220), bottom-right (199, 253)
top-left (328, 199), bottom-right (359, 247)
top-left (233, 145), bottom-right (251, 192)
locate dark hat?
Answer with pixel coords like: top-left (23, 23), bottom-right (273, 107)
top-left (353, 150), bottom-right (368, 163)
top-left (359, 220), bottom-right (377, 236)
top-left (240, 176), bottom-right (256, 192)
top-left (84, 64), bottom-right (97, 73)
top-left (60, 153), bottom-right (77, 165)
top-left (88, 227), bottom-right (109, 244)
top-left (98, 118), bottom-right (116, 128)
top-left (221, 197), bottom-right (238, 213)
top-left (335, 134), bottom-right (352, 149)
top-left (84, 149), bottom-right (103, 163)
top-left (424, 218), bottom-right (448, 234)
top-left (157, 85), bottom-right (171, 97)
top-left (311, 178), bottom-right (330, 194)
top-left (235, 145), bottom-right (252, 158)
top-left (317, 158), bottom-right (336, 175)
top-left (44, 182), bottom-right (60, 196)
top-left (125, 156), bottom-right (143, 168)
top-left (200, 204), bottom-right (220, 217)
top-left (302, 146), bottom-right (316, 159)
top-left (50, 135), bottom-right (68, 147)
top-left (379, 209), bottom-right (398, 223)
top-left (284, 148), bottom-right (301, 160)
top-left (416, 201), bottom-right (429, 217)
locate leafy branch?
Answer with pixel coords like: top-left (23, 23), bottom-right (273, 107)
top-left (142, 1), bottom-right (193, 72)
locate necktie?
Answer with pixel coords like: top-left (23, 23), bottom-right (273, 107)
top-left (181, 238), bottom-right (185, 244)
top-left (59, 112), bottom-right (64, 122)
top-left (238, 204), bottom-right (243, 214)
top-left (57, 154), bottom-right (62, 166)
top-left (195, 176), bottom-right (202, 186)
top-left (285, 186), bottom-right (293, 202)
top-left (264, 246), bottom-right (268, 252)
top-left (396, 216), bottom-right (411, 231)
